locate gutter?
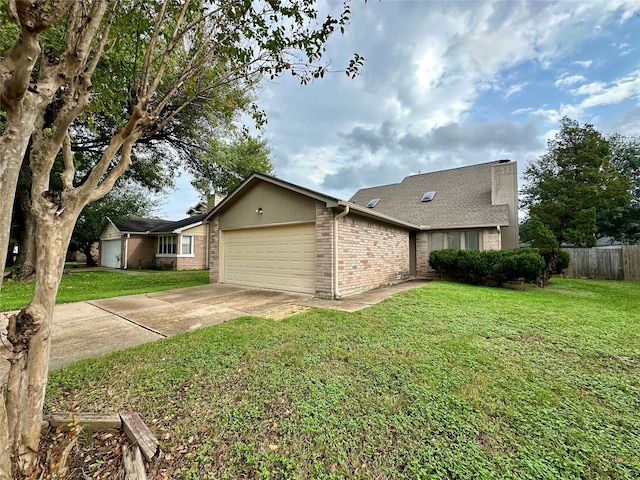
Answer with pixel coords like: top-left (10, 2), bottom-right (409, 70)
top-left (333, 205), bottom-right (350, 299)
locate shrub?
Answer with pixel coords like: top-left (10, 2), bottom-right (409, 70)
top-left (539, 249), bottom-right (571, 274)
top-left (429, 248), bottom-right (545, 287)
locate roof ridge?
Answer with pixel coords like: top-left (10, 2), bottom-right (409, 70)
top-left (403, 159), bottom-right (512, 181)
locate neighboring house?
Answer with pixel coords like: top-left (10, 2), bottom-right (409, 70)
top-left (205, 160), bottom-right (519, 298)
top-left (99, 205), bottom-right (210, 270)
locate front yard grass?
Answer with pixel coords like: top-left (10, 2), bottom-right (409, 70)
top-left (46, 279), bottom-right (640, 479)
top-left (0, 269), bottom-right (209, 311)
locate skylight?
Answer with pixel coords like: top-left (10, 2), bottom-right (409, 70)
top-left (421, 191), bottom-right (436, 202)
top-left (366, 198), bottom-right (380, 208)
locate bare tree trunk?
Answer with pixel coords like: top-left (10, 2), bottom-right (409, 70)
top-left (537, 250), bottom-right (559, 288)
top-left (83, 242), bottom-right (98, 267)
top-left (0, 97), bottom-right (41, 480)
top-left (13, 187), bottom-right (37, 281)
top-left (5, 198), bottom-right (78, 475)
top-left (0, 112), bottom-right (38, 290)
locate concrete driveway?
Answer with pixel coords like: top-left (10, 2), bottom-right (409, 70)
top-left (1, 280), bottom-right (429, 377)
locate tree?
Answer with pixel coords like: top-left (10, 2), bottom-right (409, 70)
top-left (2, 2), bottom-right (250, 281)
top-left (599, 134), bottom-right (640, 244)
top-left (0, 0), bottom-right (362, 476)
top-left (190, 130), bottom-right (275, 197)
top-left (522, 117), bottom-right (630, 247)
top-left (71, 181), bottom-right (160, 266)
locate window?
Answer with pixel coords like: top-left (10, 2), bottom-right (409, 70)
top-left (366, 198), bottom-right (380, 208)
top-left (431, 231), bottom-right (482, 251)
top-left (447, 232), bottom-right (460, 249)
top-left (421, 191), bottom-right (436, 202)
top-left (431, 232), bottom-right (444, 250)
top-left (465, 231), bottom-right (480, 251)
top-left (158, 235), bottom-right (177, 255)
top-left (181, 235), bottom-right (193, 255)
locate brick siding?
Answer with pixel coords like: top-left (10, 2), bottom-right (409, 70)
top-left (208, 217), bottom-right (220, 283)
top-left (125, 235), bottom-right (156, 269)
top-left (482, 228), bottom-right (502, 251)
top-left (415, 231), bottom-right (431, 277)
top-left (336, 213), bottom-right (410, 296)
top-left (174, 235), bottom-right (207, 270)
top-left (314, 203), bottom-right (334, 298)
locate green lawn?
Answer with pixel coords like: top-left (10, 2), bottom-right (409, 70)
top-left (45, 279), bottom-right (640, 479)
top-left (0, 269), bottom-right (209, 311)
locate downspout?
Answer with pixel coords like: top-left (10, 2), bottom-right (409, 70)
top-left (123, 234), bottom-right (130, 269)
top-left (205, 222), bottom-right (210, 269)
top-left (333, 205), bottom-right (349, 299)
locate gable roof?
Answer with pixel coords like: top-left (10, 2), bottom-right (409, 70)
top-left (186, 203), bottom-right (208, 216)
top-left (109, 212), bottom-right (209, 235)
top-left (205, 172), bottom-right (420, 230)
top-left (111, 217), bottom-right (174, 233)
top-left (149, 212), bottom-right (208, 233)
top-left (349, 160), bottom-right (512, 229)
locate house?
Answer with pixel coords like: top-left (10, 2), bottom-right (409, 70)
top-left (99, 204), bottom-right (210, 270)
top-left (205, 160), bottom-right (518, 298)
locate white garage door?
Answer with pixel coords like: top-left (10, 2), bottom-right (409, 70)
top-left (223, 223), bottom-right (315, 293)
top-left (101, 239), bottom-right (121, 268)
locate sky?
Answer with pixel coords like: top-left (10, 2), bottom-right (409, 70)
top-left (157, 0), bottom-right (640, 220)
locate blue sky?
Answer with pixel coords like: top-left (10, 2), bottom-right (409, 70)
top-left (158, 0), bottom-right (640, 220)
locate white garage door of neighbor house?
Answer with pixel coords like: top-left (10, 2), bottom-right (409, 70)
top-left (223, 223), bottom-right (315, 294)
top-left (101, 239), bottom-right (121, 268)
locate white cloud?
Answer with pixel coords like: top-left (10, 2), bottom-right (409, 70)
top-left (555, 75), bottom-right (586, 88)
top-left (159, 0), bottom-right (640, 216)
top-left (579, 70), bottom-right (640, 108)
top-left (505, 82), bottom-right (527, 98)
top-left (573, 82), bottom-right (606, 96)
top-left (573, 60), bottom-right (593, 68)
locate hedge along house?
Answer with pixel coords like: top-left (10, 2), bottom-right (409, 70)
top-left (99, 206), bottom-right (210, 270)
top-left (205, 160), bottom-right (519, 298)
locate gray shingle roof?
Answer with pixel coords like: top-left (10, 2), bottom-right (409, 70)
top-left (349, 161), bottom-right (511, 229)
top-left (149, 212), bottom-right (208, 233)
top-left (112, 217), bottom-right (174, 233)
top-left (112, 212), bottom-right (208, 234)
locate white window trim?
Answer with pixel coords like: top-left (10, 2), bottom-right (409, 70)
top-left (178, 234), bottom-right (195, 258)
top-left (157, 234), bottom-right (178, 257)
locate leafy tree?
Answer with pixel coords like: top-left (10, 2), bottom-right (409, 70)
top-left (522, 117), bottom-right (630, 247)
top-left (599, 134), bottom-right (640, 244)
top-left (0, 0), bottom-right (362, 476)
top-left (190, 131), bottom-right (275, 197)
top-left (71, 181), bottom-right (160, 266)
top-left (2, 1), bottom-right (252, 280)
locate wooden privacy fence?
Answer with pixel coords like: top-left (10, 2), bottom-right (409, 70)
top-left (562, 245), bottom-right (640, 280)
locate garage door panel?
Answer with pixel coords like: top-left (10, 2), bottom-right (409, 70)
top-left (223, 224), bottom-right (315, 293)
top-left (101, 239), bottom-right (121, 268)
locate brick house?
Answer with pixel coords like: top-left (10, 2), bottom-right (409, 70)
top-left (99, 206), bottom-right (209, 270)
top-left (205, 160), bottom-right (519, 298)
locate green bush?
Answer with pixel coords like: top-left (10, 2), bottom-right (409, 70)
top-left (429, 248), bottom-right (545, 286)
top-left (539, 249), bottom-right (571, 274)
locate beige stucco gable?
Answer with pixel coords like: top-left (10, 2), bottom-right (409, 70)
top-left (219, 181), bottom-right (316, 229)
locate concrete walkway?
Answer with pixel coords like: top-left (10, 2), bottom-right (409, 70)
top-left (1, 280), bottom-right (429, 377)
